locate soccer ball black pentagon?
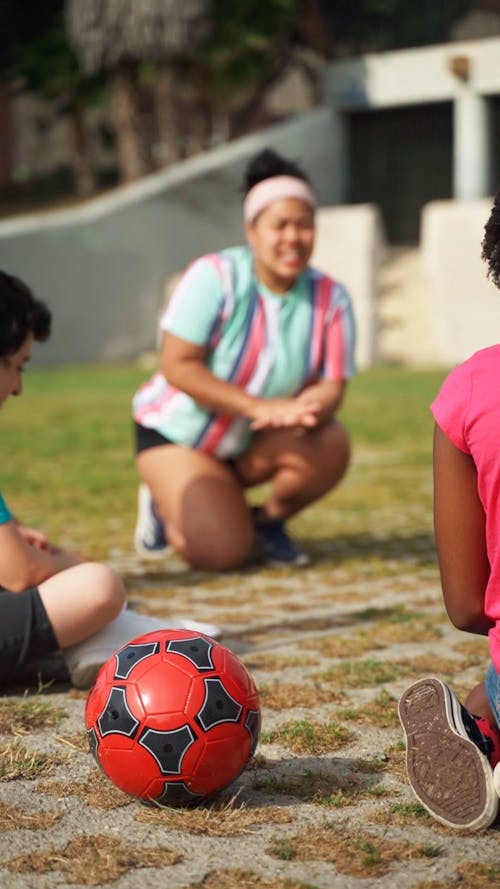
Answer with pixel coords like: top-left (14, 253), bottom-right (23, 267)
top-left (85, 629), bottom-right (260, 806)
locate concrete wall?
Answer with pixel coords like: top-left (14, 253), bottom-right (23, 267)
top-left (325, 36), bottom-right (500, 109)
top-left (312, 204), bottom-right (385, 368)
top-left (421, 197), bottom-right (500, 365)
top-left (0, 107), bottom-right (345, 366)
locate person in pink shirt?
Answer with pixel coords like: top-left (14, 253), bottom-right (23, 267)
top-left (399, 192), bottom-right (500, 831)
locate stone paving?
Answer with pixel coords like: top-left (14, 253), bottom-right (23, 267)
top-left (0, 545), bottom-right (499, 888)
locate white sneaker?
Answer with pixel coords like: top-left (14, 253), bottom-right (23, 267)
top-left (173, 618), bottom-right (222, 640)
top-left (134, 483), bottom-right (172, 560)
top-left (63, 610), bottom-right (222, 690)
top-left (493, 762), bottom-right (500, 799)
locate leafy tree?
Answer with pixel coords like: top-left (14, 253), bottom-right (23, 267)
top-left (176, 0), bottom-right (299, 144)
top-left (66, 0), bottom-right (213, 182)
top-left (304, 0), bottom-right (473, 54)
top-left (0, 2), bottom-right (104, 196)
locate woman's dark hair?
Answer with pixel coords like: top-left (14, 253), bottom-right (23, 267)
top-left (243, 148), bottom-right (311, 194)
top-left (0, 271), bottom-right (51, 358)
top-left (481, 192), bottom-right (500, 288)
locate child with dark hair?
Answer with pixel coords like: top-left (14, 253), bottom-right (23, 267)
top-left (399, 192), bottom-right (500, 831)
top-left (0, 270), bottom-right (51, 354)
top-left (132, 148), bottom-right (356, 571)
top-left (0, 272), bottom-right (218, 690)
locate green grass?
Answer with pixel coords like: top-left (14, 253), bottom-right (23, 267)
top-left (1, 363), bottom-right (145, 557)
top-left (0, 362), bottom-right (447, 560)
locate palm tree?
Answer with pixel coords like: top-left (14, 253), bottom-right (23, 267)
top-left (65, 0), bottom-right (212, 182)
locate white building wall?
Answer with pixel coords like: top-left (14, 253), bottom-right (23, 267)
top-left (421, 197), bottom-right (500, 366)
top-left (325, 37), bottom-right (500, 109)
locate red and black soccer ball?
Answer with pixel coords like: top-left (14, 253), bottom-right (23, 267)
top-left (85, 629), bottom-right (260, 807)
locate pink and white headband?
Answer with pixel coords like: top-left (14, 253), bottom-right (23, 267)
top-left (243, 175), bottom-right (316, 224)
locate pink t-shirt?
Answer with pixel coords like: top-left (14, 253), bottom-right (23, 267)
top-left (431, 344), bottom-right (500, 672)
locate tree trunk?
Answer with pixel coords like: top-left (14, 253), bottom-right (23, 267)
top-left (153, 63), bottom-right (181, 168)
top-left (68, 103), bottom-right (96, 197)
top-left (186, 98), bottom-right (212, 156)
top-left (297, 0), bottom-right (334, 59)
top-left (111, 61), bottom-right (147, 182)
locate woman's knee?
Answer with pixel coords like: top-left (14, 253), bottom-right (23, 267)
top-left (180, 525), bottom-right (254, 572)
top-left (78, 562), bottom-right (125, 619)
top-left (292, 420), bottom-right (350, 486)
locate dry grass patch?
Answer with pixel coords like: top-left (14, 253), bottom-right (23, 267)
top-left (261, 718), bottom-right (351, 754)
top-left (353, 604), bottom-right (426, 624)
top-left (374, 619), bottom-right (442, 644)
top-left (398, 654), bottom-right (466, 676)
top-left (241, 617), bottom-right (343, 646)
top-left (0, 742), bottom-right (66, 780)
top-left (371, 801), bottom-right (433, 826)
top-left (0, 697), bottom-right (67, 735)
top-left (35, 771), bottom-right (131, 808)
top-left (453, 638), bottom-right (489, 656)
top-left (254, 767), bottom-right (385, 807)
top-left (186, 871), bottom-right (313, 889)
top-left (54, 730), bottom-right (90, 752)
top-left (0, 802), bottom-right (61, 831)
top-left (137, 799), bottom-right (294, 835)
top-left (259, 682), bottom-right (347, 710)
top-left (268, 824), bottom-right (443, 877)
top-left (453, 638), bottom-right (490, 666)
top-left (382, 743), bottom-right (407, 781)
top-left (314, 658), bottom-right (410, 688)
top-left (412, 860), bottom-right (500, 888)
top-left (7, 834), bottom-right (179, 884)
top-left (301, 632), bottom-right (385, 659)
top-left (242, 652), bottom-right (319, 671)
top-left (332, 689), bottom-right (399, 728)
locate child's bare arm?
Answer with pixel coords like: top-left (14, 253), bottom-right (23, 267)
top-left (433, 423), bottom-right (493, 635)
top-left (0, 520), bottom-right (81, 592)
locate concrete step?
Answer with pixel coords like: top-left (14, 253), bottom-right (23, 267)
top-left (378, 246), bottom-right (442, 366)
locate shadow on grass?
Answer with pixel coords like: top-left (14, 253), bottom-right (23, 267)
top-left (124, 530), bottom-right (437, 588)
top-left (247, 753), bottom-right (387, 807)
top-left (304, 530), bottom-right (436, 566)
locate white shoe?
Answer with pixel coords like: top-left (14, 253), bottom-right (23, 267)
top-left (134, 483), bottom-right (172, 560)
top-left (63, 610), bottom-right (221, 690)
top-left (493, 762), bottom-right (500, 799)
top-left (173, 618), bottom-right (222, 640)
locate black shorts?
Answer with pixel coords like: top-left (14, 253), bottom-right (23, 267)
top-left (0, 587), bottom-right (59, 685)
top-left (133, 422), bottom-right (245, 483)
top-left (134, 422), bottom-right (173, 455)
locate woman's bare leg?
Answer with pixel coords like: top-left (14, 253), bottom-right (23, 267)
top-left (236, 418), bottom-right (350, 519)
top-left (137, 445), bottom-right (254, 571)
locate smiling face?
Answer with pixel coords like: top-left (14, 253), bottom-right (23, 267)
top-left (245, 197), bottom-right (315, 294)
top-left (0, 334), bottom-right (33, 408)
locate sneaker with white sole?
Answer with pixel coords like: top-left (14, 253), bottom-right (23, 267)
top-left (398, 676), bottom-right (499, 830)
top-left (63, 609), bottom-right (221, 690)
top-left (134, 483), bottom-right (172, 560)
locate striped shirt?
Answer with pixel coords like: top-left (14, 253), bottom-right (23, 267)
top-left (133, 246), bottom-right (356, 459)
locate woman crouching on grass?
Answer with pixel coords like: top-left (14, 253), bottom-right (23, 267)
top-left (133, 148), bottom-right (356, 571)
top-left (0, 271), bottom-right (218, 690)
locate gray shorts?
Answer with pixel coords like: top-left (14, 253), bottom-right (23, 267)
top-left (0, 587), bottom-right (58, 685)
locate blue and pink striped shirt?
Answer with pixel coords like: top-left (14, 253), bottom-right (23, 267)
top-left (133, 246), bottom-right (356, 458)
